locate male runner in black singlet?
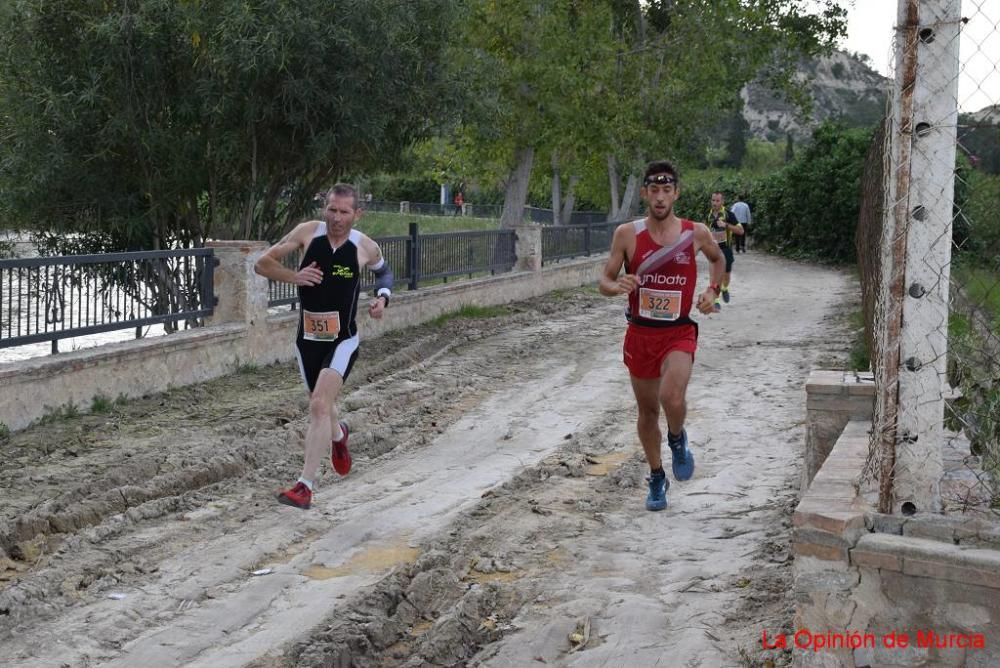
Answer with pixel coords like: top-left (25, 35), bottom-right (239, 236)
top-left (254, 183), bottom-right (393, 509)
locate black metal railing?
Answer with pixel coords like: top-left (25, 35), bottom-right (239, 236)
top-left (267, 225), bottom-right (517, 307)
top-left (267, 251), bottom-right (303, 309)
top-left (361, 200), bottom-right (604, 223)
top-left (0, 249), bottom-right (217, 353)
top-left (542, 221), bottom-right (619, 265)
top-left (407, 227), bottom-right (516, 287)
top-left (524, 207), bottom-right (609, 226)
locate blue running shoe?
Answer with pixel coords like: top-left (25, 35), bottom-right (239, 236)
top-left (713, 299), bottom-right (722, 313)
top-left (722, 289), bottom-right (730, 304)
top-left (645, 472), bottom-right (669, 511)
top-left (668, 430), bottom-right (695, 481)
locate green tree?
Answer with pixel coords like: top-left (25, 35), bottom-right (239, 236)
top-left (599, 0), bottom-right (846, 219)
top-left (456, 0), bottom-right (618, 227)
top-left (752, 122), bottom-right (873, 262)
top-left (0, 0), bottom-right (461, 251)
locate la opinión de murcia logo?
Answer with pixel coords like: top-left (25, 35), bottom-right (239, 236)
top-left (762, 629), bottom-right (986, 652)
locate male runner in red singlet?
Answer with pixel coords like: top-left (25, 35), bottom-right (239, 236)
top-left (599, 160), bottom-right (724, 511)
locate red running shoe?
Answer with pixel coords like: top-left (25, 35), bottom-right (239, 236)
top-left (277, 482), bottom-right (312, 509)
top-left (331, 421), bottom-right (352, 476)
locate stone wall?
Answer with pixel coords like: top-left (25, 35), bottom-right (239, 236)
top-left (794, 377), bottom-right (1000, 667)
top-left (0, 229), bottom-right (603, 432)
top-left (803, 370), bottom-right (875, 493)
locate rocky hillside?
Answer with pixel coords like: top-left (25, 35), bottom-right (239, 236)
top-left (742, 49), bottom-right (889, 140)
top-left (968, 104), bottom-right (1000, 125)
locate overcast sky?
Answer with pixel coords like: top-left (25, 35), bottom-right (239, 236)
top-left (838, 0), bottom-right (998, 113)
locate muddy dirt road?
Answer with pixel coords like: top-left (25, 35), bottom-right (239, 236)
top-left (0, 252), bottom-right (854, 667)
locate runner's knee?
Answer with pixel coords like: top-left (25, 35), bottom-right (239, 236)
top-left (636, 403), bottom-right (660, 422)
top-left (659, 391), bottom-right (685, 414)
top-left (308, 394), bottom-right (333, 419)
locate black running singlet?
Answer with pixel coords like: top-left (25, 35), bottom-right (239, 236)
top-left (296, 226), bottom-right (362, 342)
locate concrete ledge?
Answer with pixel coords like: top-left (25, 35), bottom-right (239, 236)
top-left (794, 420), bottom-right (872, 546)
top-left (852, 533), bottom-right (1000, 589)
top-left (1, 324), bottom-right (250, 430)
top-left (0, 323), bottom-right (248, 382)
top-left (793, 402), bottom-right (1000, 666)
top-left (0, 255), bottom-right (604, 432)
top-left (803, 371), bottom-right (875, 492)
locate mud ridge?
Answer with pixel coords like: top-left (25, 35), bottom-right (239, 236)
top-left (282, 416), bottom-right (634, 667)
top-left (0, 449), bottom-right (257, 558)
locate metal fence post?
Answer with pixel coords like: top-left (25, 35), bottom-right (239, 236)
top-left (407, 222), bottom-right (419, 290)
top-left (202, 252), bottom-right (219, 314)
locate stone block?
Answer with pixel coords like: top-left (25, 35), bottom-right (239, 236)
top-left (823, 592), bottom-right (859, 628)
top-left (902, 516), bottom-right (959, 544)
top-left (793, 648), bottom-right (853, 668)
top-left (847, 381), bottom-right (876, 397)
top-left (806, 397), bottom-right (872, 414)
top-left (851, 547), bottom-right (902, 572)
top-left (942, 602), bottom-right (992, 632)
top-left (928, 643), bottom-right (968, 668)
top-left (967, 646), bottom-right (1000, 667)
top-left (806, 370), bottom-right (849, 393)
top-left (866, 513), bottom-right (906, 535)
top-left (805, 478), bottom-right (860, 499)
top-left (794, 569), bottom-right (860, 593)
top-left (904, 558), bottom-right (1000, 589)
top-left (871, 642), bottom-right (929, 666)
top-left (795, 527), bottom-right (854, 549)
top-left (793, 541), bottom-right (849, 562)
top-left (794, 504), bottom-right (867, 542)
top-left (971, 526), bottom-right (1000, 550)
top-left (880, 570), bottom-right (999, 610)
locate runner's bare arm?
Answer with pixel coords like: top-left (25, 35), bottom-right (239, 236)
top-left (598, 224), bottom-right (639, 296)
top-left (254, 222), bottom-right (323, 286)
top-left (358, 233), bottom-right (384, 269)
top-left (693, 224), bottom-right (725, 314)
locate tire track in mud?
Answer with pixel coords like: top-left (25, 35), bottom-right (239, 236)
top-left (0, 289), bottom-right (630, 667)
top-left (0, 300), bottom-right (557, 618)
top-left (277, 254), bottom-right (856, 668)
top-left (1, 254), bottom-right (855, 668)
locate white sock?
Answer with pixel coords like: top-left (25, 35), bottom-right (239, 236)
top-left (332, 422), bottom-right (344, 441)
top-left (297, 477), bottom-right (314, 491)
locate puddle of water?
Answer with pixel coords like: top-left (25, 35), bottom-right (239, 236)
top-left (585, 450), bottom-right (629, 476)
top-left (303, 538), bottom-right (419, 580)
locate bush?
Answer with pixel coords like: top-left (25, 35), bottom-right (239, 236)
top-left (674, 172), bottom-right (752, 222)
top-left (958, 169), bottom-right (1000, 263)
top-left (751, 122), bottom-right (874, 263)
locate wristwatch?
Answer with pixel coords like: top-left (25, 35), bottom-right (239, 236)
top-left (709, 284), bottom-right (721, 296)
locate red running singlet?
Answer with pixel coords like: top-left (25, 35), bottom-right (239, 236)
top-left (625, 218), bottom-right (698, 327)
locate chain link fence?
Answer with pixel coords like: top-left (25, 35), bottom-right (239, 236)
top-left (857, 0), bottom-right (999, 516)
top-left (856, 0), bottom-right (1000, 515)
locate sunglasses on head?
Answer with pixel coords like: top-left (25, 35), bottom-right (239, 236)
top-left (643, 174), bottom-right (677, 186)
